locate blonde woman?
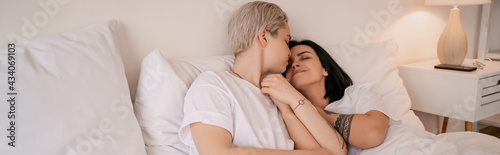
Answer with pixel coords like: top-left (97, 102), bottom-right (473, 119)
top-left (179, 1), bottom-right (346, 155)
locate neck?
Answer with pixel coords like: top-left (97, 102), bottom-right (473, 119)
top-left (231, 47), bottom-right (264, 88)
top-left (299, 81), bottom-right (329, 109)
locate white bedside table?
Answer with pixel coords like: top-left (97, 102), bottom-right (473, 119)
top-left (399, 59), bottom-right (500, 132)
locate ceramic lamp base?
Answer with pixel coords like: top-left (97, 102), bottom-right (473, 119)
top-left (437, 7), bottom-right (468, 66)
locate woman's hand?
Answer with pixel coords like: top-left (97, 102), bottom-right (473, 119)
top-left (274, 100), bottom-right (291, 112)
top-left (261, 74), bottom-right (304, 107)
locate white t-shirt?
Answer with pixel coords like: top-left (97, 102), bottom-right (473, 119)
top-left (324, 83), bottom-right (402, 125)
top-left (179, 71), bottom-right (294, 155)
top-left (324, 83), bottom-right (402, 155)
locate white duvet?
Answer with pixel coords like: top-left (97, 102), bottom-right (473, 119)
top-left (324, 83), bottom-right (500, 155)
top-left (358, 125), bottom-right (500, 155)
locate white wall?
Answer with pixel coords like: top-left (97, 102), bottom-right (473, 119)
top-left (0, 0), bottom-right (491, 134)
top-left (488, 1), bottom-right (500, 52)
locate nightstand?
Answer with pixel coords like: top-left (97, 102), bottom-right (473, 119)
top-left (399, 59), bottom-right (500, 133)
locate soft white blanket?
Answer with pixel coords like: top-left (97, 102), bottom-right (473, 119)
top-left (358, 125), bottom-right (500, 155)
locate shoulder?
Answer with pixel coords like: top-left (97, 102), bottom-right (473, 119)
top-left (194, 71), bottom-right (224, 81)
top-left (184, 71), bottom-right (235, 109)
top-left (185, 71), bottom-right (232, 98)
top-left (190, 71), bottom-right (228, 87)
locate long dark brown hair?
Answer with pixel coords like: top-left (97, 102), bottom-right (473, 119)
top-left (288, 40), bottom-right (353, 103)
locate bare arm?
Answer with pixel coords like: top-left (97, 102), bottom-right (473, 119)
top-left (189, 122), bottom-right (333, 155)
top-left (277, 103), bottom-right (321, 150)
top-left (288, 98), bottom-right (347, 154)
top-left (261, 75), bottom-right (347, 155)
top-left (318, 110), bottom-right (389, 149)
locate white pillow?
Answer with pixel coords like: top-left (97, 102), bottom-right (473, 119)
top-left (329, 39), bottom-right (424, 129)
top-left (134, 49), bottom-right (234, 155)
top-left (0, 21), bottom-right (146, 155)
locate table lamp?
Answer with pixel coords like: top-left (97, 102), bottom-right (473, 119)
top-left (425, 0), bottom-right (491, 67)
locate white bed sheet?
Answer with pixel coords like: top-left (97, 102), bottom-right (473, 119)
top-left (357, 125), bottom-right (500, 155)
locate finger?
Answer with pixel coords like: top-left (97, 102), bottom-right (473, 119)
top-left (270, 74), bottom-right (283, 80)
top-left (262, 76), bottom-right (277, 82)
top-left (272, 75), bottom-right (287, 83)
top-left (260, 81), bottom-right (273, 87)
top-left (261, 77), bottom-right (271, 83)
top-left (266, 73), bottom-right (279, 77)
top-left (261, 87), bottom-right (271, 96)
top-left (264, 77), bottom-right (284, 85)
top-left (264, 74), bottom-right (280, 80)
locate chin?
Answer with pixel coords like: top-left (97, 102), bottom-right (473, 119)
top-left (277, 67), bottom-right (287, 74)
top-left (290, 80), bottom-right (307, 90)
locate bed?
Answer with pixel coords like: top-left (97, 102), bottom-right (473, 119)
top-left (1, 0), bottom-right (500, 155)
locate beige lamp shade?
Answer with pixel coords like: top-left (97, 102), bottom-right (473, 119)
top-left (425, 0), bottom-right (491, 5)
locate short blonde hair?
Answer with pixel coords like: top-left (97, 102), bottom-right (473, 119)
top-left (228, 1), bottom-right (288, 55)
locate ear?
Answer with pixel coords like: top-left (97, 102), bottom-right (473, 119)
top-left (323, 69), bottom-right (328, 77)
top-left (257, 29), bottom-right (268, 48)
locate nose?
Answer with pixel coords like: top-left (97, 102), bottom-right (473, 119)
top-left (292, 61), bottom-right (301, 70)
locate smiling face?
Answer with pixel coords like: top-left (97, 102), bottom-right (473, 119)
top-left (285, 44), bottom-right (327, 90)
top-left (262, 23), bottom-right (292, 74)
